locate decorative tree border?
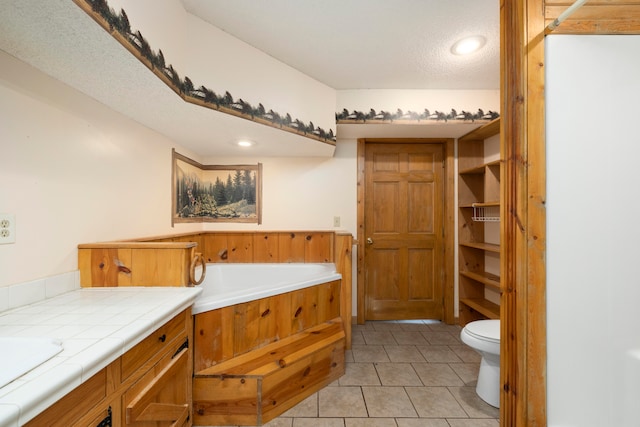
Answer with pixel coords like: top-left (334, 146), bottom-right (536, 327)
top-left (73, 0), bottom-right (336, 144)
top-left (172, 149), bottom-right (262, 225)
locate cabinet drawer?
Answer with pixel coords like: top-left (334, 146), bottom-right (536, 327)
top-left (121, 311), bottom-right (187, 382)
top-left (25, 368), bottom-right (107, 427)
top-left (124, 344), bottom-right (190, 426)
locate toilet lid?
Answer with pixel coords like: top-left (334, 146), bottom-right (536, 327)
top-left (464, 320), bottom-right (500, 343)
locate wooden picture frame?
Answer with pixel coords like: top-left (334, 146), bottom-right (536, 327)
top-left (172, 149), bottom-right (262, 225)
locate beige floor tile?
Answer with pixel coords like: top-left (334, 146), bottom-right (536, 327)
top-left (374, 363), bottom-right (422, 386)
top-left (427, 322), bottom-right (462, 333)
top-left (292, 418), bottom-right (345, 427)
top-left (384, 345), bottom-right (426, 363)
top-left (405, 386), bottom-right (468, 418)
top-left (281, 392), bottom-right (318, 417)
top-left (448, 386), bottom-right (499, 419)
top-left (399, 322), bottom-right (433, 332)
top-left (353, 323), bottom-right (376, 333)
top-left (412, 363), bottom-right (465, 386)
top-left (446, 419), bottom-right (500, 427)
top-left (370, 321), bottom-right (405, 331)
top-left (352, 331), bottom-right (366, 345)
top-left (421, 331), bottom-right (462, 345)
top-left (345, 418), bottom-right (398, 427)
top-left (361, 386), bottom-right (418, 418)
top-left (390, 331), bottom-right (429, 345)
top-left (263, 418), bottom-right (294, 427)
top-left (345, 349), bottom-right (355, 363)
top-left (396, 418), bottom-right (450, 427)
top-left (340, 362), bottom-right (381, 386)
top-left (449, 344), bottom-right (482, 363)
top-left (319, 386), bottom-right (368, 417)
top-left (449, 363), bottom-right (480, 386)
top-left (362, 330), bottom-right (398, 345)
top-left (351, 345), bottom-right (391, 363)
top-left (417, 345), bottom-right (463, 363)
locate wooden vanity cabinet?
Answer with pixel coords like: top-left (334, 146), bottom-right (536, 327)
top-left (24, 309), bottom-right (192, 427)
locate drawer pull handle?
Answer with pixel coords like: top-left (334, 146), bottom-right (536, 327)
top-left (158, 334), bottom-right (166, 343)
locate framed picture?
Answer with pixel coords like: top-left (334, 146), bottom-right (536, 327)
top-left (172, 149), bottom-right (262, 224)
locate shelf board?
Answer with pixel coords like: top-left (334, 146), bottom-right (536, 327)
top-left (460, 298), bottom-right (500, 319)
top-left (460, 271), bottom-right (501, 290)
top-left (458, 118), bottom-right (500, 143)
top-left (459, 165), bottom-right (486, 175)
top-left (459, 160), bottom-right (502, 176)
top-left (459, 241), bottom-right (500, 253)
top-left (472, 201), bottom-right (500, 207)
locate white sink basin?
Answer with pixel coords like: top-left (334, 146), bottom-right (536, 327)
top-left (0, 337), bottom-right (63, 388)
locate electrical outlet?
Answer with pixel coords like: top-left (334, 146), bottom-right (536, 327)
top-left (0, 214), bottom-right (15, 244)
top-left (333, 216), bottom-right (341, 227)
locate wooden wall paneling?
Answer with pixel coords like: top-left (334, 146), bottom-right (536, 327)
top-left (253, 232), bottom-right (279, 262)
top-left (525, 0), bottom-right (548, 424)
top-left (278, 232), bottom-right (306, 262)
top-left (290, 286), bottom-right (319, 333)
top-left (303, 232), bottom-right (333, 262)
top-left (79, 247), bottom-right (132, 287)
top-left (316, 280), bottom-right (341, 324)
top-left (193, 306), bottom-right (235, 373)
top-left (502, 0), bottom-right (547, 424)
top-left (130, 248), bottom-right (189, 286)
top-left (233, 296), bottom-right (279, 355)
top-left (443, 138), bottom-right (456, 325)
top-left (334, 232), bottom-right (353, 347)
top-left (545, 1), bottom-right (640, 34)
top-left (203, 233), bottom-right (229, 263)
top-left (226, 233), bottom-right (254, 262)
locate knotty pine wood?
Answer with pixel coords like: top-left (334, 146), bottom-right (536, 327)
top-left (193, 280), bottom-right (342, 373)
top-left (25, 309), bottom-right (192, 427)
top-left (193, 319), bottom-right (345, 426)
top-left (79, 231), bottom-right (353, 349)
top-left (545, 1), bottom-right (640, 34)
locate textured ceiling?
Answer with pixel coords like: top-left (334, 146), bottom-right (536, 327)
top-left (182, 0), bottom-right (500, 90)
top-left (0, 0), bottom-right (500, 157)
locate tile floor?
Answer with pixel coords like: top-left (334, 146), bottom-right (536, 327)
top-left (203, 320), bottom-right (499, 427)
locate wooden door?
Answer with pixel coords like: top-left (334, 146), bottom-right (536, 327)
top-left (364, 143), bottom-right (444, 320)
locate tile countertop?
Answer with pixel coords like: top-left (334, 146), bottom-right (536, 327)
top-left (0, 286), bottom-right (202, 427)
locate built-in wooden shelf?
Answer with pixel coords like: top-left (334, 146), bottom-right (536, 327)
top-left (459, 241), bottom-right (500, 253)
top-left (460, 271), bottom-right (501, 291)
top-left (460, 298), bottom-right (500, 319)
top-left (458, 118), bottom-right (502, 326)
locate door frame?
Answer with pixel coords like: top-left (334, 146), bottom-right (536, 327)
top-left (356, 138), bottom-right (456, 324)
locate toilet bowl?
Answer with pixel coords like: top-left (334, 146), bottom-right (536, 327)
top-left (460, 319), bottom-right (500, 408)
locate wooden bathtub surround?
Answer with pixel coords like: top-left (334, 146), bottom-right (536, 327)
top-left (78, 241), bottom-right (198, 287)
top-left (79, 231), bottom-right (353, 347)
top-left (193, 320), bottom-right (345, 426)
top-left (192, 281), bottom-right (345, 426)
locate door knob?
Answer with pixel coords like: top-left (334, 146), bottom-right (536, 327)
top-left (366, 237), bottom-right (373, 244)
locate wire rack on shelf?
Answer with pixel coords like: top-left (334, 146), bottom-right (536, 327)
top-left (472, 203), bottom-right (500, 222)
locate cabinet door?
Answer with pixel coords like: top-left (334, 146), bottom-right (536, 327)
top-left (123, 341), bottom-right (190, 427)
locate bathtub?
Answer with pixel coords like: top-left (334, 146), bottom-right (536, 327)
top-left (191, 263), bottom-right (341, 315)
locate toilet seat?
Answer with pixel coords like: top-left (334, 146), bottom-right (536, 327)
top-left (464, 319), bottom-right (500, 343)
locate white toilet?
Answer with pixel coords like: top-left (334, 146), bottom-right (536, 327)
top-left (460, 319), bottom-right (501, 408)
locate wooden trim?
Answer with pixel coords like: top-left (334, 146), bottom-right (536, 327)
top-left (501, 0), bottom-right (547, 424)
top-left (356, 138), bottom-right (456, 324)
top-left (356, 139), bottom-right (366, 324)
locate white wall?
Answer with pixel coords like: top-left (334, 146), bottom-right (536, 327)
top-left (0, 52), bottom-right (357, 288)
top-left (546, 35), bottom-right (640, 426)
top-left (106, 0), bottom-right (336, 134)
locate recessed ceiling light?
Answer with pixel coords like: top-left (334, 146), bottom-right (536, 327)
top-left (237, 140), bottom-right (254, 148)
top-left (451, 36), bottom-right (486, 56)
